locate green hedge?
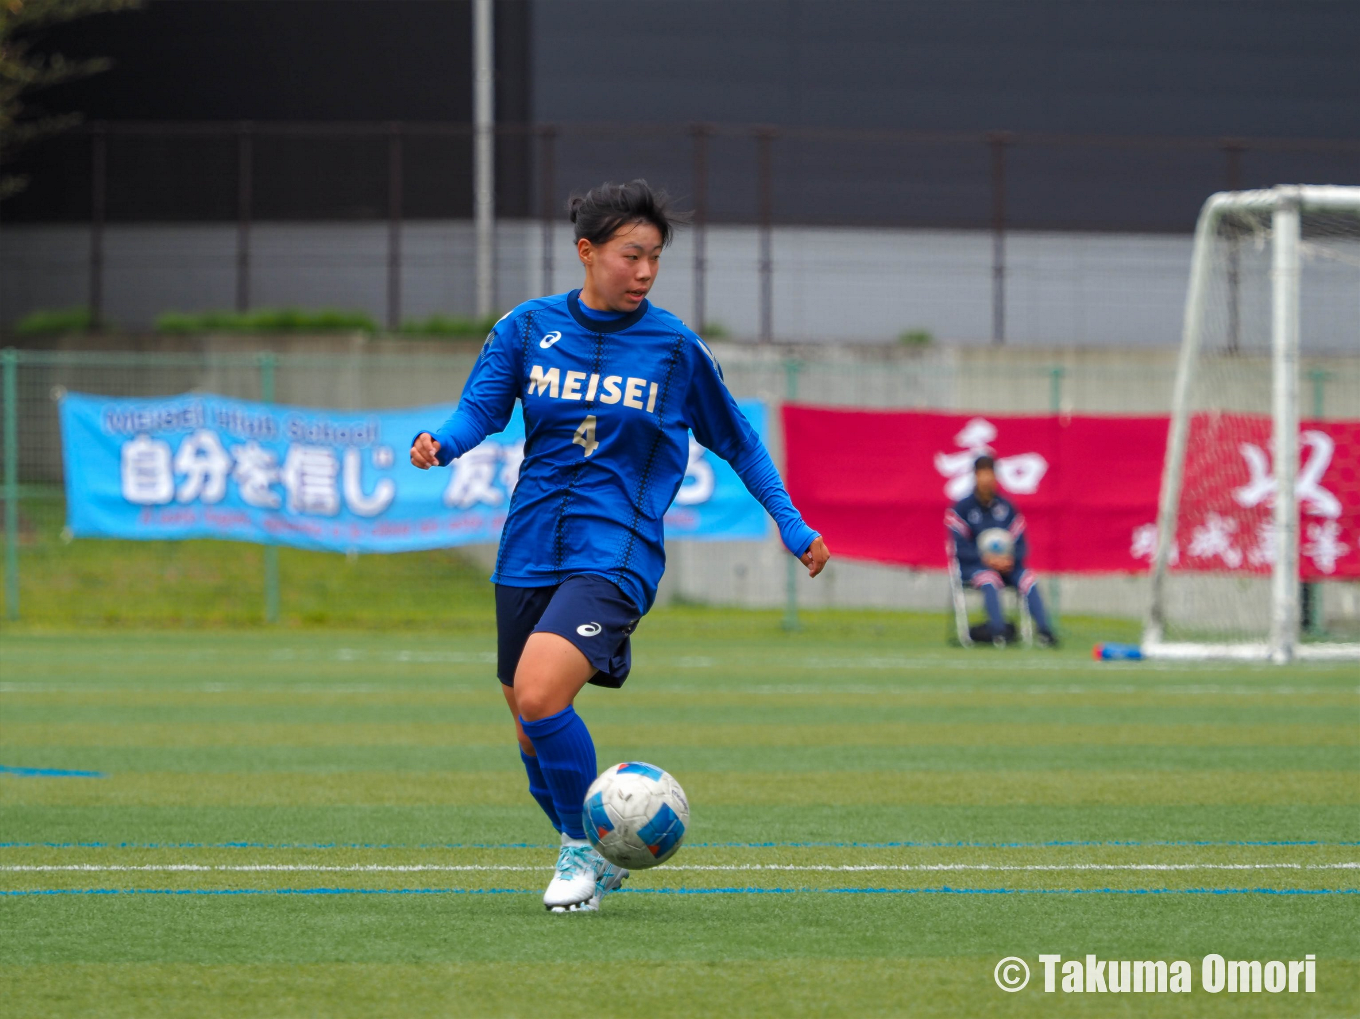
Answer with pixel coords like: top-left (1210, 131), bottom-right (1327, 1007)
top-left (398, 312), bottom-right (504, 338)
top-left (16, 308), bottom-right (97, 335)
top-left (155, 308), bottom-right (379, 333)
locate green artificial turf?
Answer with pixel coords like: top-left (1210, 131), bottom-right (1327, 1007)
top-left (2, 622), bottom-right (1357, 1017)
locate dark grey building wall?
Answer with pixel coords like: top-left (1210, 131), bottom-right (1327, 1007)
top-left (532, 1), bottom-right (1360, 231)
top-left (4, 0), bottom-right (533, 222)
top-left (35, 1), bottom-right (476, 121)
top-left (532, 0), bottom-right (1360, 137)
top-left (3, 0), bottom-right (1356, 232)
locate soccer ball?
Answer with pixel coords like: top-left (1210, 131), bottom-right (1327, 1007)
top-left (582, 761), bottom-right (689, 869)
top-left (977, 527), bottom-right (1014, 558)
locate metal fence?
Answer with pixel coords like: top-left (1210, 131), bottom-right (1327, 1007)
top-left (3, 345), bottom-right (1357, 628)
top-left (5, 121), bottom-right (1359, 342)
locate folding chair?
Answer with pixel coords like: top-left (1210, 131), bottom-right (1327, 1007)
top-left (947, 544), bottom-right (1032, 648)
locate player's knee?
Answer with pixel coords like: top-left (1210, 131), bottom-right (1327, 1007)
top-left (513, 676), bottom-right (558, 723)
top-left (513, 632), bottom-right (594, 722)
top-left (516, 731), bottom-right (536, 756)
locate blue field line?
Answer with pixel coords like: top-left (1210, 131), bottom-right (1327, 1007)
top-left (695, 839), bottom-right (1360, 849)
top-left (1, 886), bottom-right (1356, 898)
top-left (3, 838), bottom-right (1356, 850)
top-left (0, 765), bottom-right (104, 778)
top-left (0, 841), bottom-right (545, 849)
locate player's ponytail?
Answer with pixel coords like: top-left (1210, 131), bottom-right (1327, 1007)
top-left (568, 179), bottom-right (688, 248)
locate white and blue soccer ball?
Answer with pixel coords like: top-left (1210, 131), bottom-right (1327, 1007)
top-left (583, 762), bottom-right (689, 870)
top-left (977, 527), bottom-right (1015, 558)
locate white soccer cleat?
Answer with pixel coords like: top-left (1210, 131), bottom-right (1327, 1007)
top-left (543, 838), bottom-right (599, 913)
top-left (587, 858), bottom-right (629, 910)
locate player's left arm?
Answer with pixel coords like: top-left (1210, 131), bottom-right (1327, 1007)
top-left (683, 341), bottom-right (829, 578)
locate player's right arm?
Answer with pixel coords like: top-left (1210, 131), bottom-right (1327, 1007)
top-left (410, 322), bottom-right (520, 470)
top-left (945, 505), bottom-right (980, 567)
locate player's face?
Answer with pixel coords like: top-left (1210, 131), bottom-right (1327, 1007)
top-left (975, 467), bottom-right (997, 501)
top-left (578, 221), bottom-right (664, 312)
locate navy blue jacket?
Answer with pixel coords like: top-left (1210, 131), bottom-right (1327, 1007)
top-left (945, 492), bottom-right (1028, 571)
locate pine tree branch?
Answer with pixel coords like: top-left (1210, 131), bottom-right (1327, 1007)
top-left (0, 0), bottom-right (141, 198)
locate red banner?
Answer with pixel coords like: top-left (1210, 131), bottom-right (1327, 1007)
top-left (782, 407), bottom-right (1360, 579)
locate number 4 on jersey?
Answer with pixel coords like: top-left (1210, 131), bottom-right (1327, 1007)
top-left (572, 415), bottom-right (599, 457)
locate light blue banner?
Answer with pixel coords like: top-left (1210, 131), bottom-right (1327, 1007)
top-left (60, 392), bottom-right (769, 553)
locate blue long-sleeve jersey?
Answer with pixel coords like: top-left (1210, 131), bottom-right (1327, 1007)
top-left (945, 492), bottom-right (1028, 570)
top-left (422, 290), bottom-right (817, 614)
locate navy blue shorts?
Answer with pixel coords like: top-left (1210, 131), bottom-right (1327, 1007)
top-left (495, 574), bottom-right (641, 689)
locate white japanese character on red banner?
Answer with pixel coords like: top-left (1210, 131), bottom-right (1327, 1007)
top-left (1130, 524), bottom-right (1156, 561)
top-left (934, 418), bottom-right (1049, 501)
top-left (1232, 431), bottom-right (1342, 518)
top-left (1247, 519), bottom-right (1277, 568)
top-left (231, 441), bottom-right (281, 509)
top-left (1187, 512), bottom-right (1243, 568)
top-left (281, 444), bottom-right (341, 515)
top-left (443, 444), bottom-right (502, 508)
top-left (120, 434), bottom-right (174, 506)
top-left (1302, 520), bottom-right (1350, 574)
top-left (342, 447), bottom-right (396, 517)
top-left (174, 429), bottom-right (232, 504)
top-left (1130, 522), bottom-right (1179, 565)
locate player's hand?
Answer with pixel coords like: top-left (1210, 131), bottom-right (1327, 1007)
top-left (410, 432), bottom-right (441, 469)
top-left (800, 536), bottom-right (830, 578)
top-left (983, 552), bottom-right (1013, 572)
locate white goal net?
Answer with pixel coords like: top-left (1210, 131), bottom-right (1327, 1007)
top-left (1145, 185), bottom-right (1360, 662)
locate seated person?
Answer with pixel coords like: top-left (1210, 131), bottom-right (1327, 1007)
top-left (945, 455), bottom-right (1056, 646)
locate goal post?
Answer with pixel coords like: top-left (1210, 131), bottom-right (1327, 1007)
top-left (1145, 185), bottom-right (1360, 663)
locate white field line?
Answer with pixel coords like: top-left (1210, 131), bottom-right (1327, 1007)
top-left (4, 863), bottom-right (1358, 874)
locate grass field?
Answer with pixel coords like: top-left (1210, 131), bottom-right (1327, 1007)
top-left (3, 496), bottom-right (498, 629)
top-left (2, 609), bottom-right (1358, 1017)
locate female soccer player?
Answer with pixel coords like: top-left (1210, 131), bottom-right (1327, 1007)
top-left (411, 180), bottom-right (829, 912)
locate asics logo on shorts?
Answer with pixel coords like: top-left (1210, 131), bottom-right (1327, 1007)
top-left (576, 622), bottom-right (602, 637)
top-left (539, 331), bottom-right (563, 349)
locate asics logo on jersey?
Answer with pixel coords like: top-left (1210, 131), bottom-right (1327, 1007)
top-left (539, 331), bottom-right (563, 349)
top-left (693, 336), bottom-right (723, 375)
top-left (576, 622), bottom-right (602, 637)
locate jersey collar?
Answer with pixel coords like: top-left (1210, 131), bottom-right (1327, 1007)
top-left (567, 289), bottom-right (650, 333)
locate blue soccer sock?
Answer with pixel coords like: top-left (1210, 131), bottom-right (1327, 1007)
top-left (520, 749), bottom-right (562, 833)
top-left (980, 584), bottom-right (1006, 638)
top-left (1026, 585), bottom-right (1053, 635)
top-left (520, 705), bottom-right (597, 841)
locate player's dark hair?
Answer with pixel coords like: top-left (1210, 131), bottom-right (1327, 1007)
top-left (568, 179), bottom-right (687, 248)
top-left (974, 455), bottom-right (996, 472)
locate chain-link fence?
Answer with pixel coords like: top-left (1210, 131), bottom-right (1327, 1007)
top-left (3, 345), bottom-right (1357, 629)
